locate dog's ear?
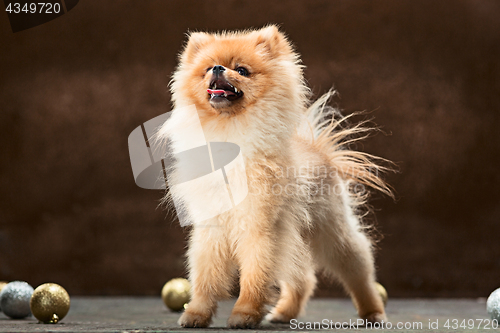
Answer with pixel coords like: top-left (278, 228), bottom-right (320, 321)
top-left (253, 25), bottom-right (290, 58)
top-left (182, 31), bottom-right (213, 63)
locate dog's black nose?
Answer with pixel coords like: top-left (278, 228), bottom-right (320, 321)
top-left (212, 65), bottom-right (225, 76)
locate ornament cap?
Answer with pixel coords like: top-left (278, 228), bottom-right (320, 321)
top-left (49, 313), bottom-right (59, 324)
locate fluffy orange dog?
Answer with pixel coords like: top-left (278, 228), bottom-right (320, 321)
top-left (158, 25), bottom-right (392, 328)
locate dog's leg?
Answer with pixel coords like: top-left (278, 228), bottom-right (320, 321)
top-left (227, 223), bottom-right (278, 329)
top-left (266, 211), bottom-right (317, 323)
top-left (178, 224), bottom-right (236, 328)
top-left (312, 195), bottom-right (386, 323)
top-left (266, 267), bottom-right (316, 323)
top-left (333, 231), bottom-right (386, 323)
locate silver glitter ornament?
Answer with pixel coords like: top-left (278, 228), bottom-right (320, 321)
top-left (487, 288), bottom-right (500, 322)
top-left (0, 281), bottom-right (34, 319)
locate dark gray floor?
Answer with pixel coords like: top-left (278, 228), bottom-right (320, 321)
top-left (0, 297), bottom-right (496, 332)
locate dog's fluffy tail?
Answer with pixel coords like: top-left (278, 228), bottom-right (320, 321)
top-left (306, 90), bottom-right (394, 202)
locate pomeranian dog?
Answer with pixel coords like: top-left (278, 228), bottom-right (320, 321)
top-left (157, 25), bottom-right (393, 328)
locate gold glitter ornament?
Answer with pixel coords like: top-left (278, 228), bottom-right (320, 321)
top-left (374, 282), bottom-right (388, 306)
top-left (161, 278), bottom-right (191, 312)
top-left (30, 283), bottom-right (70, 324)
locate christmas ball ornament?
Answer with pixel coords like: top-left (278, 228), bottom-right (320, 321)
top-left (0, 281), bottom-right (8, 312)
top-left (161, 278), bottom-right (191, 312)
top-left (487, 288), bottom-right (500, 321)
top-left (0, 281), bottom-right (34, 319)
top-left (374, 282), bottom-right (388, 306)
top-left (30, 283), bottom-right (70, 324)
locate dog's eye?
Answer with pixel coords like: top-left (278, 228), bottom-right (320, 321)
top-left (235, 67), bottom-right (249, 77)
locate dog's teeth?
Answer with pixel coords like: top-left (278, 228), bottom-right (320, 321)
top-left (224, 93), bottom-right (227, 97)
top-left (234, 87), bottom-right (238, 93)
top-left (214, 83), bottom-right (217, 89)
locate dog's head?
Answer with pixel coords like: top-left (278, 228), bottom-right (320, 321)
top-left (171, 25), bottom-right (307, 118)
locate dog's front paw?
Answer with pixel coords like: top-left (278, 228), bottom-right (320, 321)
top-left (227, 311), bottom-right (262, 329)
top-left (362, 311), bottom-right (387, 323)
top-left (178, 310), bottom-right (212, 328)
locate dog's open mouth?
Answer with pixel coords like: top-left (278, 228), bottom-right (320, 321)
top-left (207, 78), bottom-right (243, 103)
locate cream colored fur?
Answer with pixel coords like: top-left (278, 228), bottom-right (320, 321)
top-left (157, 25), bottom-right (392, 329)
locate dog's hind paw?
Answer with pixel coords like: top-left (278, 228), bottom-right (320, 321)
top-left (265, 311), bottom-right (294, 324)
top-left (362, 311), bottom-right (388, 323)
top-left (227, 311), bottom-right (262, 329)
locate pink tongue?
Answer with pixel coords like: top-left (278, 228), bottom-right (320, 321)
top-left (207, 89), bottom-right (236, 96)
top-left (207, 89), bottom-right (225, 95)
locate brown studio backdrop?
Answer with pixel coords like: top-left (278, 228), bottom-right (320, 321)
top-left (0, 0), bottom-right (499, 297)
